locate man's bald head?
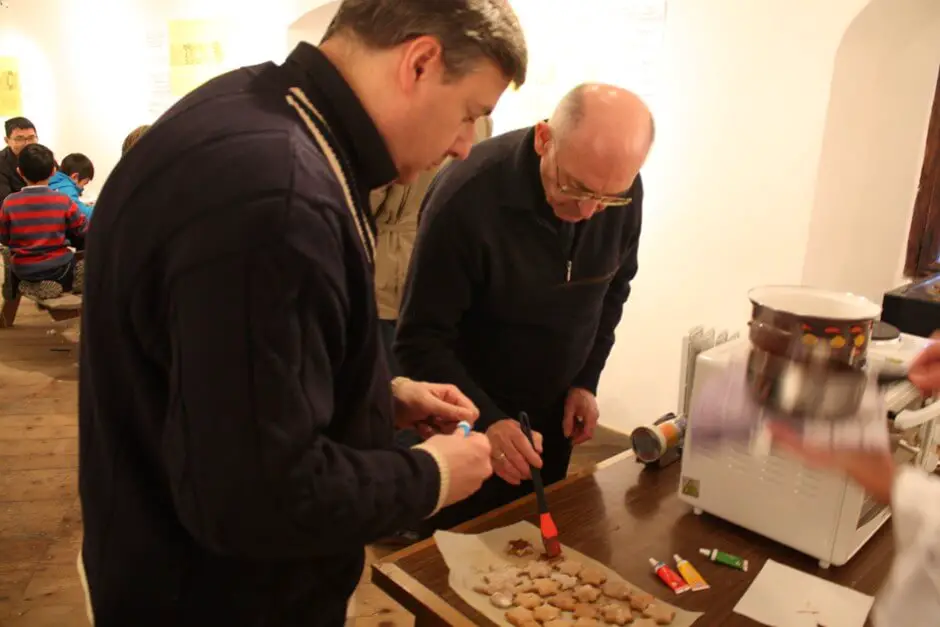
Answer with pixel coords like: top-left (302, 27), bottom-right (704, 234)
top-left (534, 83), bottom-right (654, 222)
top-left (550, 83), bottom-right (653, 158)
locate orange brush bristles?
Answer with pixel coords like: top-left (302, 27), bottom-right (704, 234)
top-left (540, 513), bottom-right (561, 557)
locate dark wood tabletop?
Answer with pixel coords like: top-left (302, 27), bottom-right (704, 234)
top-left (373, 451), bottom-right (894, 626)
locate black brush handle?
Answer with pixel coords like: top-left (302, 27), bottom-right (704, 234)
top-left (518, 412), bottom-right (549, 514)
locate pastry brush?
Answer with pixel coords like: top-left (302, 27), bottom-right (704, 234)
top-left (518, 411), bottom-right (561, 558)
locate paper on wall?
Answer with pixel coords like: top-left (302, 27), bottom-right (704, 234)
top-left (434, 521), bottom-right (703, 627)
top-left (168, 19), bottom-right (230, 98)
top-left (0, 57), bottom-right (22, 118)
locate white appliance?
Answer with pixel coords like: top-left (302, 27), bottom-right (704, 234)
top-left (676, 327), bottom-right (940, 568)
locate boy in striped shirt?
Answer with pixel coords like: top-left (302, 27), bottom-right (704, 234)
top-left (0, 143), bottom-right (88, 296)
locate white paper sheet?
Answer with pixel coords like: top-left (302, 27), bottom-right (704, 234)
top-left (733, 559), bottom-right (874, 627)
top-left (435, 521), bottom-right (703, 627)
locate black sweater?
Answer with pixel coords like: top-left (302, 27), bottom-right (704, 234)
top-left (78, 44), bottom-right (440, 626)
top-left (0, 146), bottom-right (25, 205)
top-left (396, 128), bottom-right (642, 430)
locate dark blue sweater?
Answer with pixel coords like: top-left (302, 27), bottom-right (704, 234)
top-left (78, 43), bottom-right (440, 626)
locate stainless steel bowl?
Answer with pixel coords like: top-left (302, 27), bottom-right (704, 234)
top-left (745, 346), bottom-right (868, 419)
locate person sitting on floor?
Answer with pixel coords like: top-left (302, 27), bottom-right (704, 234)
top-left (121, 124), bottom-right (150, 156)
top-left (0, 117), bottom-right (38, 205)
top-left (0, 143), bottom-right (88, 300)
top-left (49, 153), bottom-right (95, 219)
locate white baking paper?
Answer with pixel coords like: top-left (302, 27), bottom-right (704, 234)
top-left (733, 559), bottom-right (874, 627)
top-left (434, 521), bottom-right (703, 627)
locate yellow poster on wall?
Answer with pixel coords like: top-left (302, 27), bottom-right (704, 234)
top-left (0, 57), bottom-right (23, 118)
top-left (168, 20), bottom-right (229, 97)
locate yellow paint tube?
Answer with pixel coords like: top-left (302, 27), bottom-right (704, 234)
top-left (674, 554), bottom-right (710, 591)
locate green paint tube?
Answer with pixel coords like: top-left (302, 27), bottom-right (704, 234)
top-left (699, 548), bottom-right (748, 572)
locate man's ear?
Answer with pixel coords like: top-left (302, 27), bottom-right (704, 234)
top-left (15, 166), bottom-right (22, 179)
top-left (398, 35), bottom-right (445, 93)
top-left (533, 121), bottom-right (552, 157)
top-left (70, 173), bottom-right (80, 183)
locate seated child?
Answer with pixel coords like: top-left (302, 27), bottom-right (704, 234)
top-left (49, 153), bottom-right (95, 219)
top-left (0, 143), bottom-right (88, 298)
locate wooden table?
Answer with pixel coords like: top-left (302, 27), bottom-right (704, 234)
top-left (373, 452), bottom-right (894, 626)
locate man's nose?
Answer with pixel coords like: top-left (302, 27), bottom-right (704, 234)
top-left (449, 136), bottom-right (473, 161)
top-left (579, 199), bottom-right (601, 218)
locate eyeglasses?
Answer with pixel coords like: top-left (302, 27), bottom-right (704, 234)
top-left (8, 134), bottom-right (37, 144)
top-left (551, 143), bottom-right (633, 207)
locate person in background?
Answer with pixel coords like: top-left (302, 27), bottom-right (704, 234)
top-left (121, 124), bottom-right (150, 156)
top-left (0, 117), bottom-right (38, 204)
top-left (371, 114), bottom-right (493, 436)
top-left (770, 333), bottom-right (940, 627)
top-left (77, 0), bottom-right (526, 624)
top-left (0, 144), bottom-right (87, 298)
top-left (49, 153), bottom-right (95, 219)
top-left (396, 83), bottom-right (654, 532)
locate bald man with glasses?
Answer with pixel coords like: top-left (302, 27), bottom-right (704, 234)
top-left (396, 83), bottom-right (654, 532)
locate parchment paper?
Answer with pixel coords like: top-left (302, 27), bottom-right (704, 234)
top-left (434, 521), bottom-right (704, 627)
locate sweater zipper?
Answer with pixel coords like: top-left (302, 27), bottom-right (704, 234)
top-left (565, 223), bottom-right (584, 283)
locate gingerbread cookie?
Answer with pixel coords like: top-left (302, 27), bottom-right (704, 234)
top-left (524, 561), bottom-right (554, 579)
top-left (507, 539), bottom-right (536, 558)
top-left (574, 619), bottom-right (601, 627)
top-left (556, 559), bottom-right (584, 577)
top-left (531, 578), bottom-right (561, 597)
top-left (544, 621), bottom-right (576, 627)
top-left (578, 566), bottom-right (607, 586)
top-left (548, 591), bottom-right (577, 611)
top-left (574, 584), bottom-right (602, 603)
top-left (574, 603), bottom-right (599, 619)
top-left (600, 603), bottom-right (633, 626)
top-left (627, 591), bottom-right (654, 611)
top-left (506, 606), bottom-right (536, 627)
top-left (533, 603), bottom-right (562, 623)
top-left (474, 582), bottom-right (504, 596)
top-left (514, 592), bottom-right (543, 610)
top-left (601, 580), bottom-right (632, 601)
top-left (476, 567), bottom-right (523, 594)
top-left (490, 591), bottom-right (514, 609)
top-left (642, 604), bottom-right (676, 625)
top-left (551, 572), bottom-right (579, 590)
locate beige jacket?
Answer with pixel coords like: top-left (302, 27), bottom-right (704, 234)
top-left (370, 117), bottom-right (493, 320)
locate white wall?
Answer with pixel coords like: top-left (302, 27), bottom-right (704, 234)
top-left (0, 0), bottom-right (320, 198)
top-left (287, 2), bottom-right (340, 52)
top-left (801, 0), bottom-right (940, 302)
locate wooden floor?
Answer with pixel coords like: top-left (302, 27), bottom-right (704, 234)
top-left (0, 303), bottom-right (632, 626)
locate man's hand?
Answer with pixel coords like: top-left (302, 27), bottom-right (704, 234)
top-left (421, 431), bottom-right (494, 507)
top-left (909, 332), bottom-right (940, 394)
top-left (392, 378), bottom-right (479, 430)
top-left (768, 422), bottom-right (897, 504)
top-left (563, 387), bottom-right (600, 445)
top-left (486, 419), bottom-right (543, 486)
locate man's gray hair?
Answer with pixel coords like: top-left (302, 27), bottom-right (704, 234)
top-left (323, 0), bottom-right (528, 87)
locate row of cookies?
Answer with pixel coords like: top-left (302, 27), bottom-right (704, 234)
top-left (473, 561), bottom-right (675, 625)
top-left (536, 558), bottom-right (675, 622)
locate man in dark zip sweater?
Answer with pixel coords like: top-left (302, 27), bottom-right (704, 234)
top-left (76, 1), bottom-right (528, 624)
top-left (396, 84), bottom-right (654, 530)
